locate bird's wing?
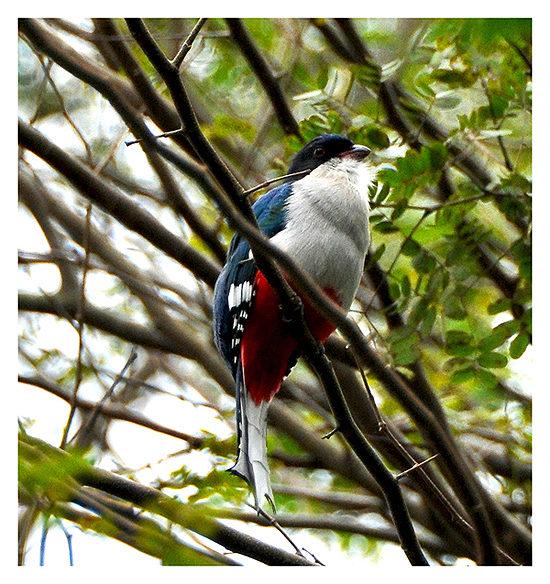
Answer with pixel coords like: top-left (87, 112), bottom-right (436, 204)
top-left (213, 182), bottom-right (292, 375)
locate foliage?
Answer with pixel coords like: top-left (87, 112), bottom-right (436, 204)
top-left (18, 18), bottom-right (531, 566)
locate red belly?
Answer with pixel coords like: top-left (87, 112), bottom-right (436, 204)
top-left (240, 271), bottom-right (337, 405)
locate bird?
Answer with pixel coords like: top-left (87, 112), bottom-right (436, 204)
top-left (213, 134), bottom-right (374, 511)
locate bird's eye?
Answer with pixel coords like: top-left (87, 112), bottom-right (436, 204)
top-left (313, 146), bottom-right (325, 158)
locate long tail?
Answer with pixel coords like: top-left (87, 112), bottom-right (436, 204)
top-left (230, 363), bottom-right (275, 512)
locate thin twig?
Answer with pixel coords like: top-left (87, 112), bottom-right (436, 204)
top-left (348, 345), bottom-right (504, 558)
top-left (395, 454), bottom-right (440, 481)
top-left (19, 120), bottom-right (221, 288)
top-left (481, 77), bottom-right (513, 172)
top-left (59, 203), bottom-right (92, 450)
top-left (19, 373), bottom-right (205, 448)
top-left (373, 190), bottom-right (524, 213)
top-left (69, 348), bottom-right (138, 448)
top-left (302, 548), bottom-right (325, 566)
top-left (252, 504), bottom-right (308, 559)
top-left (304, 341), bottom-right (429, 565)
top-left (32, 52), bottom-right (93, 165)
top-left (172, 18), bottom-right (208, 70)
top-left (126, 18), bottom-right (245, 203)
top-left (241, 169), bottom-right (311, 198)
top-left (363, 208), bottom-right (434, 319)
top-left (125, 128), bottom-right (184, 147)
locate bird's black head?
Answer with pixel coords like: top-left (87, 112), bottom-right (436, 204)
top-left (286, 134), bottom-right (370, 178)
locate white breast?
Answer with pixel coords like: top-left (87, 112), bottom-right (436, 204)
top-left (270, 157), bottom-right (373, 311)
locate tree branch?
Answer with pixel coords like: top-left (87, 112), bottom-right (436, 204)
top-left (225, 19), bottom-right (301, 137)
top-left (125, 18), bottom-right (245, 203)
top-left (18, 119), bottom-right (220, 288)
top-left (19, 434), bottom-right (316, 566)
top-left (19, 374), bottom-right (206, 447)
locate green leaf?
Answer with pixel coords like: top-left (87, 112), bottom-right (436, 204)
top-left (373, 221), bottom-right (400, 234)
top-left (414, 71), bottom-right (436, 99)
top-left (434, 93), bottom-right (462, 110)
top-left (408, 297), bottom-right (430, 329)
top-left (444, 288), bottom-right (470, 316)
top-left (487, 298), bottom-right (512, 315)
top-left (397, 149), bottom-right (429, 178)
top-left (389, 281), bottom-right (401, 301)
top-left (374, 181), bottom-right (391, 204)
top-left (363, 125), bottom-right (391, 150)
top-left (401, 238), bottom-right (421, 257)
top-left (401, 274), bottom-right (411, 297)
top-left (446, 328), bottom-right (472, 345)
top-left (451, 367), bottom-right (476, 384)
top-left (412, 250), bottom-right (437, 274)
top-left (429, 68), bottom-right (476, 88)
top-left (510, 332), bottom-right (530, 359)
top-left (425, 269), bottom-right (449, 299)
top-left (390, 330), bottom-right (421, 366)
top-left (368, 243), bottom-right (386, 265)
top-left (445, 344), bottom-right (474, 358)
top-left (478, 320), bottom-right (521, 352)
top-left (420, 305), bottom-right (437, 337)
top-left (445, 329), bottom-right (475, 357)
top-left (501, 172), bottom-right (532, 194)
top-left (473, 369), bottom-right (499, 391)
top-left (391, 197), bottom-right (409, 221)
top-left (522, 307), bottom-right (532, 334)
top-left (495, 85), bottom-right (519, 111)
top-left (377, 167), bottom-right (400, 187)
top-left (428, 142), bottom-right (448, 170)
top-left (477, 351), bottom-right (508, 369)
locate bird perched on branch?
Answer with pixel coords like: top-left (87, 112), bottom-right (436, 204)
top-left (213, 134), bottom-right (374, 511)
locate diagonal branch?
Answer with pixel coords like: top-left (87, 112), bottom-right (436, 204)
top-left (125, 18), bottom-right (245, 204)
top-left (225, 19), bottom-right (301, 137)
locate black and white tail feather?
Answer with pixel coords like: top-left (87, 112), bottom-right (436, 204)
top-left (213, 234), bottom-right (276, 511)
top-left (230, 362), bottom-right (275, 511)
